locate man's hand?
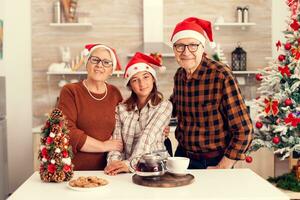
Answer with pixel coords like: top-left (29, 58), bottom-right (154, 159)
top-left (104, 161), bottom-right (129, 175)
top-left (207, 156), bottom-right (236, 169)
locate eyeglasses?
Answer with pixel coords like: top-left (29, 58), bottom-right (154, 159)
top-left (173, 43), bottom-right (201, 53)
top-left (88, 56), bottom-right (113, 68)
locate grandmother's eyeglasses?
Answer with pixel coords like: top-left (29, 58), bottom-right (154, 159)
top-left (88, 56), bottom-right (113, 68)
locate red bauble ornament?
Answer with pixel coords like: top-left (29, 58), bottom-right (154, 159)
top-left (62, 150), bottom-right (69, 158)
top-left (46, 137), bottom-right (53, 145)
top-left (272, 136), bottom-right (280, 144)
top-left (255, 73), bottom-right (263, 81)
top-left (41, 148), bottom-right (48, 157)
top-left (255, 121), bottom-right (263, 129)
top-left (284, 43), bottom-right (292, 50)
top-left (245, 156), bottom-right (253, 163)
top-left (63, 165), bottom-right (71, 172)
top-left (284, 98), bottom-right (293, 106)
top-left (278, 54), bottom-right (286, 62)
top-left (47, 164), bottom-right (56, 173)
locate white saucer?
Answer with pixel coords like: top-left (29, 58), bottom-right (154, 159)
top-left (167, 168), bottom-right (188, 176)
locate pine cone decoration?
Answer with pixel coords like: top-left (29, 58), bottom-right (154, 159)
top-left (40, 136), bottom-right (47, 144)
top-left (54, 136), bottom-right (62, 146)
top-left (51, 124), bottom-right (62, 134)
top-left (54, 154), bottom-right (63, 166)
top-left (53, 171), bottom-right (66, 183)
top-left (40, 171), bottom-right (53, 182)
top-left (50, 108), bottom-right (63, 119)
top-left (65, 171), bottom-right (74, 181)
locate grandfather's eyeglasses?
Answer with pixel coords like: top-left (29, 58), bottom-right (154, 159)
top-left (88, 56), bottom-right (113, 68)
top-left (173, 43), bottom-right (201, 53)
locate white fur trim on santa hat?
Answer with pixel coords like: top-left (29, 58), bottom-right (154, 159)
top-left (125, 63), bottom-right (157, 86)
top-left (171, 30), bottom-right (206, 46)
top-left (85, 45), bottom-right (117, 72)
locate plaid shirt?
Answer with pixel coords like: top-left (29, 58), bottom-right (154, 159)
top-left (107, 100), bottom-right (172, 167)
top-left (171, 55), bottom-right (253, 160)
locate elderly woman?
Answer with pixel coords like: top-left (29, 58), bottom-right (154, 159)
top-left (104, 52), bottom-right (173, 175)
top-left (57, 43), bottom-right (123, 170)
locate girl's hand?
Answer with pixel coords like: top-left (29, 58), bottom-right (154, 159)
top-left (104, 161), bottom-right (129, 175)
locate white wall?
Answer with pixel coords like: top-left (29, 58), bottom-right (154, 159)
top-left (0, 0), bottom-right (5, 76)
top-left (4, 0), bottom-right (33, 194)
top-left (272, 0), bottom-right (288, 57)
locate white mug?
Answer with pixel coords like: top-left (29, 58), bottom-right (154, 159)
top-left (166, 157), bottom-right (189, 173)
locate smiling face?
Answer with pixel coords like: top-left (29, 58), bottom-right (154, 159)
top-left (129, 71), bottom-right (155, 101)
top-left (173, 38), bottom-right (204, 74)
top-left (86, 48), bottom-right (113, 82)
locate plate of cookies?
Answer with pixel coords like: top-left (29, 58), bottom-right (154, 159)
top-left (67, 176), bottom-right (109, 192)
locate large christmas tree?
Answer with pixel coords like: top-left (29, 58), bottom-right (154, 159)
top-left (247, 0), bottom-right (300, 161)
top-left (39, 108), bottom-right (74, 182)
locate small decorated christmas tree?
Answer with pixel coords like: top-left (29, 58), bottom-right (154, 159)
top-left (38, 108), bottom-right (74, 182)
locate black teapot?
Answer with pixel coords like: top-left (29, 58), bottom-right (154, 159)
top-left (130, 150), bottom-right (169, 177)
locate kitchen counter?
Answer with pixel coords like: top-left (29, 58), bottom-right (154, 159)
top-left (7, 169), bottom-right (289, 200)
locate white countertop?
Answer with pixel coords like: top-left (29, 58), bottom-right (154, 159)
top-left (7, 169), bottom-right (289, 200)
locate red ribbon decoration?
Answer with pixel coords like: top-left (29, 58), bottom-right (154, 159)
top-left (264, 98), bottom-right (279, 116)
top-left (290, 19), bottom-right (300, 31)
top-left (278, 65), bottom-right (291, 77)
top-left (284, 113), bottom-right (300, 127)
top-left (276, 40), bottom-right (281, 51)
top-left (287, 0), bottom-right (299, 19)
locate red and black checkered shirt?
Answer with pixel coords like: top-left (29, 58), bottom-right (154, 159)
top-left (171, 56), bottom-right (253, 160)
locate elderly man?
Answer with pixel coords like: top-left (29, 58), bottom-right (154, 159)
top-left (170, 17), bottom-right (253, 169)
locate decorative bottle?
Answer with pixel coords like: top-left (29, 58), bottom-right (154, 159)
top-left (236, 7), bottom-right (243, 23)
top-left (243, 6), bottom-right (249, 23)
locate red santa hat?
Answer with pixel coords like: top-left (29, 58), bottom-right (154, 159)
top-left (82, 43), bottom-right (122, 71)
top-left (170, 17), bottom-right (215, 48)
top-left (124, 52), bottom-right (166, 86)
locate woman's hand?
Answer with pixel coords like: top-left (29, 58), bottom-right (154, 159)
top-left (104, 161), bottom-right (129, 175)
top-left (103, 139), bottom-right (123, 152)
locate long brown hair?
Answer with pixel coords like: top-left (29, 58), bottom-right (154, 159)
top-left (124, 82), bottom-right (163, 111)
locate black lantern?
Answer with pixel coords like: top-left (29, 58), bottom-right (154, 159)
top-left (231, 43), bottom-right (247, 71)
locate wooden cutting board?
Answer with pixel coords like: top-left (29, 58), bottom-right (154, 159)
top-left (132, 172), bottom-right (194, 188)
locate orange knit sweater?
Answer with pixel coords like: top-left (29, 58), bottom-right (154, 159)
top-left (57, 81), bottom-right (122, 170)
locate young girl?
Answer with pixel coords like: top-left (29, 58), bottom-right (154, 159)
top-left (104, 52), bottom-right (172, 175)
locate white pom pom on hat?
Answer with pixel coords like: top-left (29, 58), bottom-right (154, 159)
top-left (170, 17), bottom-right (215, 48)
top-left (124, 52), bottom-right (166, 86)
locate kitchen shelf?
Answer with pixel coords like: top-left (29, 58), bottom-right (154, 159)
top-left (47, 70), bottom-right (124, 77)
top-left (232, 70), bottom-right (258, 75)
top-left (214, 22), bottom-right (256, 30)
top-left (49, 22), bottom-right (92, 28)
